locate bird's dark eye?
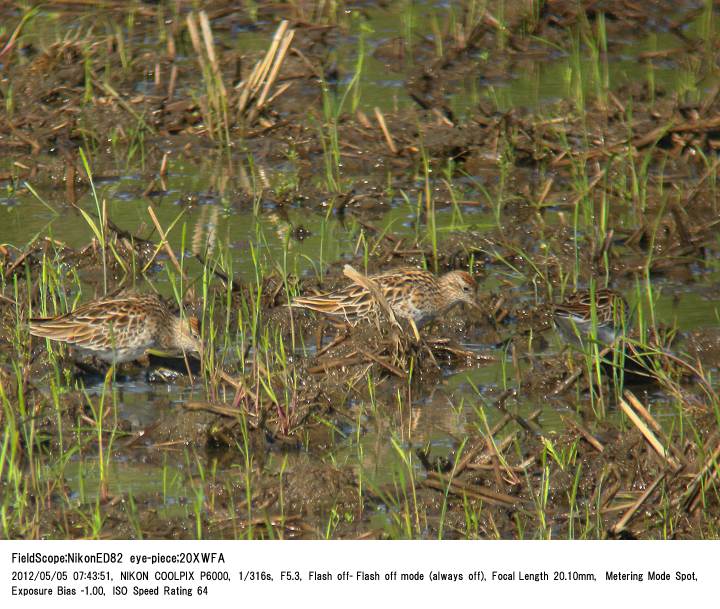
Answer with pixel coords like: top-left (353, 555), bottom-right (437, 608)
top-left (463, 285), bottom-right (471, 292)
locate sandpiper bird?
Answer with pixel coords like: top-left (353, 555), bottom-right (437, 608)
top-left (29, 294), bottom-right (202, 364)
top-left (553, 288), bottom-right (629, 347)
top-left (291, 268), bottom-right (478, 327)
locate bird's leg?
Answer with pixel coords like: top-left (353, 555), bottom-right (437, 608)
top-left (103, 364), bottom-right (116, 387)
top-left (314, 322), bottom-right (324, 353)
top-left (182, 350), bottom-right (195, 384)
top-left (388, 325), bottom-right (404, 365)
top-left (72, 358), bottom-right (99, 377)
top-left (316, 327), bottom-right (349, 357)
top-left (422, 341), bottom-right (439, 369)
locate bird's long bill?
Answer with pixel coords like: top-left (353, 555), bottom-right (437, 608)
top-left (466, 300), bottom-right (482, 311)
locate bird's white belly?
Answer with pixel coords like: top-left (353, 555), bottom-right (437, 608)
top-left (78, 343), bottom-right (152, 364)
top-left (392, 300), bottom-right (428, 325)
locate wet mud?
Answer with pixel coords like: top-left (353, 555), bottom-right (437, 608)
top-left (1, 0), bottom-right (720, 539)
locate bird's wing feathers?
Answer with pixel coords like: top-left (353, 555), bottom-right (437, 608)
top-left (29, 296), bottom-right (158, 349)
top-left (291, 269), bottom-right (433, 320)
top-left (291, 283), bottom-right (374, 318)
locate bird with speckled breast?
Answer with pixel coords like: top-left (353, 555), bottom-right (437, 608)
top-left (553, 288), bottom-right (630, 347)
top-left (290, 268), bottom-right (478, 327)
top-left (29, 294), bottom-right (202, 364)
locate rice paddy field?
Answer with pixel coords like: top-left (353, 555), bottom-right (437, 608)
top-left (1, 0), bottom-right (720, 540)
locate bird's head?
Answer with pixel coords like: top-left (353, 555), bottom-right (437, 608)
top-left (171, 315), bottom-right (203, 356)
top-left (440, 271), bottom-right (479, 309)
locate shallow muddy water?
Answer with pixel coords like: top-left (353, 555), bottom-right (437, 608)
top-left (2, 0), bottom-right (720, 539)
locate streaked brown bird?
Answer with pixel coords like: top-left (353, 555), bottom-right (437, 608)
top-left (291, 268), bottom-right (478, 327)
top-left (553, 288), bottom-right (629, 347)
top-left (29, 294), bottom-right (202, 364)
